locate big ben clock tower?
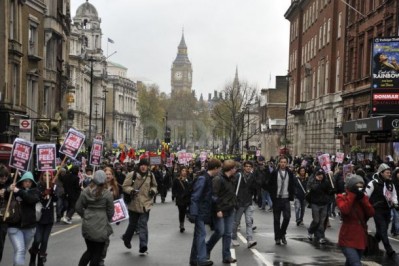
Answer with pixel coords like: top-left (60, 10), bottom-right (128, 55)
top-left (171, 32), bottom-right (193, 95)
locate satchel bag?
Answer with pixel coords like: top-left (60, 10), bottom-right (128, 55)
top-left (36, 197), bottom-right (51, 222)
top-left (354, 205), bottom-right (379, 256)
top-left (0, 196), bottom-right (21, 224)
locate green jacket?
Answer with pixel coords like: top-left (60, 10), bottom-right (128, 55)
top-left (76, 186), bottom-right (114, 242)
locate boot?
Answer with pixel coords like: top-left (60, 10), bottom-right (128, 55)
top-left (29, 248), bottom-right (38, 266)
top-left (38, 253), bottom-right (47, 266)
top-left (179, 222), bottom-right (185, 233)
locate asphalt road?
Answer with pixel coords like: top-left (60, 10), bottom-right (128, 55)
top-left (2, 195), bottom-right (399, 266)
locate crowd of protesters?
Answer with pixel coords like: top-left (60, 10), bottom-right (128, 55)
top-left (0, 151), bottom-right (399, 265)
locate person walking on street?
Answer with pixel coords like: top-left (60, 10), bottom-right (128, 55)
top-left (232, 161), bottom-right (257, 248)
top-left (76, 170), bottom-right (114, 266)
top-left (172, 167), bottom-right (191, 233)
top-left (267, 156), bottom-right (295, 245)
top-left (7, 172), bottom-right (40, 266)
top-left (294, 166), bottom-right (308, 226)
top-left (121, 159), bottom-right (157, 255)
top-left (336, 175), bottom-right (375, 266)
top-left (306, 168), bottom-right (333, 244)
top-left (29, 172), bottom-right (57, 266)
top-left (61, 166), bottom-right (81, 224)
top-left (206, 160), bottom-right (238, 264)
top-left (0, 165), bottom-right (11, 263)
top-left (365, 163), bottom-right (398, 257)
top-left (189, 158), bottom-right (221, 266)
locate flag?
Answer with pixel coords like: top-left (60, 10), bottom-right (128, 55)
top-left (107, 38), bottom-right (114, 44)
top-left (119, 151), bottom-right (126, 163)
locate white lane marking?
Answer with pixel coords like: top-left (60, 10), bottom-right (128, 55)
top-left (230, 248), bottom-right (237, 266)
top-left (237, 232), bottom-right (273, 266)
top-left (51, 224), bottom-right (80, 236)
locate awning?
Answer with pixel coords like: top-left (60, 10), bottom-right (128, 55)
top-left (342, 116), bottom-right (399, 133)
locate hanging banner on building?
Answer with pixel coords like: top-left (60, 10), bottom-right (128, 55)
top-left (9, 138), bottom-right (34, 171)
top-left (59, 129), bottom-right (85, 159)
top-left (36, 144), bottom-right (56, 171)
top-left (371, 37), bottom-right (399, 114)
top-left (89, 140), bottom-right (103, 166)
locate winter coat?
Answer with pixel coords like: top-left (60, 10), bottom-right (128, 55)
top-left (172, 178), bottom-right (190, 206)
top-left (75, 186), bottom-right (114, 242)
top-left (336, 191), bottom-right (375, 250)
top-left (268, 168), bottom-right (296, 201)
top-left (61, 171), bottom-right (81, 201)
top-left (366, 174), bottom-right (398, 211)
top-left (0, 176), bottom-right (12, 225)
top-left (212, 173), bottom-right (237, 213)
top-left (306, 174), bottom-right (333, 206)
top-left (37, 183), bottom-right (58, 225)
top-left (122, 171), bottom-right (157, 213)
top-left (189, 172), bottom-right (213, 223)
top-left (235, 172), bottom-right (257, 208)
top-left (7, 187), bottom-right (40, 229)
top-left (294, 176), bottom-right (307, 201)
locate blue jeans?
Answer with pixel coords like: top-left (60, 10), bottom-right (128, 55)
top-left (341, 247), bottom-right (362, 266)
top-left (294, 198), bottom-right (306, 223)
top-left (8, 227), bottom-right (36, 266)
top-left (232, 205), bottom-right (254, 241)
top-left (261, 190), bottom-right (273, 209)
top-left (273, 198), bottom-right (291, 240)
top-left (206, 209), bottom-right (234, 260)
top-left (308, 204), bottom-right (328, 239)
top-left (123, 210), bottom-right (149, 250)
top-left (189, 218), bottom-right (208, 264)
top-left (31, 223), bottom-right (53, 254)
top-left (391, 208), bottom-right (399, 235)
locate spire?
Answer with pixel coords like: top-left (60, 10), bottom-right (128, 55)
top-left (233, 66), bottom-right (239, 88)
top-left (178, 29), bottom-right (187, 50)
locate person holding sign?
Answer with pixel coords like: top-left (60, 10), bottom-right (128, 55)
top-left (0, 165), bottom-right (11, 263)
top-left (7, 172), bottom-right (40, 266)
top-left (75, 170), bottom-right (114, 266)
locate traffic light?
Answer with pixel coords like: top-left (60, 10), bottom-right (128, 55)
top-left (164, 127), bottom-right (171, 143)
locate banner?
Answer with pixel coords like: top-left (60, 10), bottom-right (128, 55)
top-left (9, 138), bottom-right (34, 171)
top-left (335, 152), bottom-right (345, 164)
top-left (89, 140), bottom-right (103, 166)
top-left (318, 153), bottom-right (331, 173)
top-left (59, 129), bottom-right (85, 159)
top-left (150, 156), bottom-right (161, 165)
top-left (111, 199), bottom-right (129, 224)
top-left (371, 37), bottom-right (399, 114)
top-left (36, 144), bottom-right (56, 171)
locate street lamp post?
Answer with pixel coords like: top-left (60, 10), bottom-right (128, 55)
top-left (246, 105), bottom-right (250, 160)
top-left (88, 57), bottom-right (95, 144)
top-left (102, 89), bottom-right (108, 135)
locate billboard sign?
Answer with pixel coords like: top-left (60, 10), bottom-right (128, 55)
top-left (372, 37), bottom-right (399, 114)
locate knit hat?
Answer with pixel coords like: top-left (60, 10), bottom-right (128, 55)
top-left (345, 174), bottom-right (364, 190)
top-left (378, 163), bottom-right (391, 174)
top-left (92, 170), bottom-right (106, 185)
top-left (18, 171), bottom-right (37, 185)
top-left (138, 159), bottom-right (150, 167)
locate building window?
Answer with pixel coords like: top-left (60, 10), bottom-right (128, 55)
top-left (323, 21), bottom-right (327, 46)
top-left (338, 12), bottom-right (342, 39)
top-left (366, 38), bottom-right (373, 76)
top-left (335, 56), bottom-right (341, 92)
top-left (28, 21), bottom-right (38, 55)
top-left (319, 27), bottom-right (322, 49)
top-left (358, 42), bottom-right (364, 79)
top-left (10, 63), bottom-right (20, 106)
top-left (327, 18), bottom-right (331, 44)
top-left (324, 60), bottom-right (329, 94)
top-left (27, 78), bottom-right (38, 117)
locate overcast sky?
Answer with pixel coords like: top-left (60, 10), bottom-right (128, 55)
top-left (70, 0), bottom-right (291, 98)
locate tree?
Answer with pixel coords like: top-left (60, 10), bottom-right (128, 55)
top-left (137, 83), bottom-right (166, 144)
top-left (211, 81), bottom-right (259, 154)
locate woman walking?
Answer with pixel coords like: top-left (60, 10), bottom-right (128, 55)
top-left (76, 170), bottom-right (114, 266)
top-left (7, 172), bottom-right (40, 266)
top-left (172, 167), bottom-right (191, 232)
top-left (29, 171), bottom-right (57, 266)
top-left (336, 175), bottom-right (374, 266)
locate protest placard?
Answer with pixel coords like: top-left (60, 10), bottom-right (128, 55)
top-left (36, 144), bottom-right (56, 171)
top-left (59, 129), bottom-right (85, 158)
top-left (9, 138), bottom-right (34, 171)
top-left (150, 156), bottom-right (161, 165)
top-left (89, 139), bottom-right (103, 166)
top-left (335, 152), bottom-right (345, 164)
top-left (318, 153), bottom-right (331, 172)
top-left (111, 198), bottom-right (129, 224)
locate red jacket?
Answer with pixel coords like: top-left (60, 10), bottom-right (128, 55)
top-left (336, 191), bottom-right (375, 250)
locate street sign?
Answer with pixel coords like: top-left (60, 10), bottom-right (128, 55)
top-left (19, 119), bottom-right (32, 130)
top-left (365, 136), bottom-right (390, 143)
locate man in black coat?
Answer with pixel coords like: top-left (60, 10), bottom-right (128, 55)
top-left (267, 156), bottom-right (295, 245)
top-left (0, 165), bottom-right (11, 263)
top-left (60, 165), bottom-right (81, 224)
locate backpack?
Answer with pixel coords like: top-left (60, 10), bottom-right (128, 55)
top-left (123, 171), bottom-right (137, 204)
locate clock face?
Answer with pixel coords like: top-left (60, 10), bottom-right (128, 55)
top-left (174, 71), bottom-right (182, 80)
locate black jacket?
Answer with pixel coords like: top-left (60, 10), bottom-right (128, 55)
top-left (306, 174), bottom-right (333, 206)
top-left (294, 176), bottom-right (308, 200)
top-left (268, 168), bottom-right (295, 201)
top-left (37, 183), bottom-right (58, 225)
top-left (235, 172), bottom-right (257, 207)
top-left (212, 174), bottom-right (237, 213)
top-left (172, 178), bottom-right (190, 206)
top-left (7, 187), bottom-right (40, 229)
